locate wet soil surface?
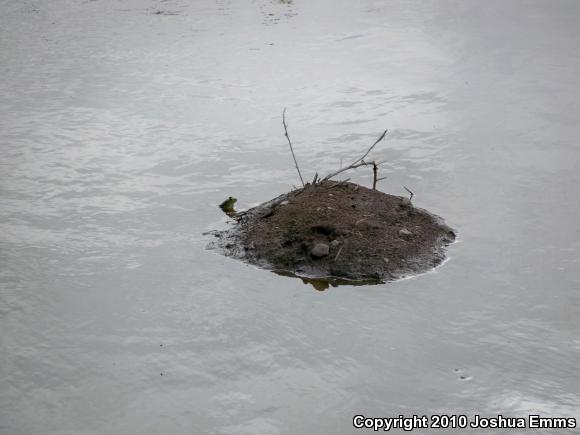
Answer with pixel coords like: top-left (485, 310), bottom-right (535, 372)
top-left (208, 181), bottom-right (456, 283)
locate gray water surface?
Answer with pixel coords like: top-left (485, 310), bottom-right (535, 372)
top-left (1, 1), bottom-right (580, 434)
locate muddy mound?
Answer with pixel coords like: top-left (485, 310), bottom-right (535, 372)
top-left (208, 181), bottom-right (456, 283)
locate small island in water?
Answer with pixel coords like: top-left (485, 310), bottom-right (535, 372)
top-left (207, 113), bottom-right (456, 288)
top-left (207, 180), bottom-right (455, 287)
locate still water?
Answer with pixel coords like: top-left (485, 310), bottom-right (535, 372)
top-left (1, 0), bottom-right (579, 434)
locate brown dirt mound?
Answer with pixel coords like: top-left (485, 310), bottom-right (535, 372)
top-left (208, 181), bottom-right (456, 283)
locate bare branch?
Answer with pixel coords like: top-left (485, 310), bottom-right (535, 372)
top-left (372, 162), bottom-right (389, 190)
top-left (403, 185), bottom-right (414, 201)
top-left (282, 108), bottom-right (305, 187)
top-left (323, 129), bottom-right (388, 181)
top-left (352, 129), bottom-right (388, 167)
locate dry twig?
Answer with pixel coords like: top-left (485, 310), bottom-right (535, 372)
top-left (403, 185), bottom-right (414, 201)
top-left (322, 129), bottom-right (388, 182)
top-left (282, 108), bottom-right (305, 187)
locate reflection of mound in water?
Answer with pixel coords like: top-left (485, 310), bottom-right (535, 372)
top-left (274, 270), bottom-right (381, 291)
top-left (207, 181), bottom-right (456, 288)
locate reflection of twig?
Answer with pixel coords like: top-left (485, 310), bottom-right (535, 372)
top-left (323, 129), bottom-right (388, 182)
top-left (403, 185), bottom-right (414, 201)
top-left (282, 108), bottom-right (305, 187)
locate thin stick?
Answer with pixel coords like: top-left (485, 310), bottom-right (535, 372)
top-left (403, 185), bottom-right (414, 201)
top-left (323, 129), bottom-right (388, 181)
top-left (352, 129), bottom-right (388, 167)
top-left (282, 108), bottom-right (305, 187)
top-left (334, 245), bottom-right (344, 261)
top-left (372, 162), bottom-right (378, 190)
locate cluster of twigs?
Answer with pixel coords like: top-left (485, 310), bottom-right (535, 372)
top-left (320, 129), bottom-right (388, 184)
top-left (282, 109), bottom-right (413, 200)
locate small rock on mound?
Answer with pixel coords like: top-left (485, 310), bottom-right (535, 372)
top-left (209, 181), bottom-right (456, 283)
